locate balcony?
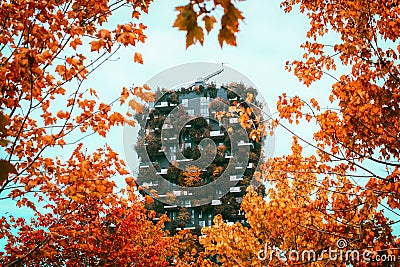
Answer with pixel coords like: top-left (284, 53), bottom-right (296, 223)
top-left (211, 200), bottom-right (222, 205)
top-left (139, 164), bottom-right (149, 169)
top-left (162, 124), bottom-right (173, 130)
top-left (182, 200), bottom-right (191, 207)
top-left (238, 140), bottom-right (252, 146)
top-left (156, 168), bottom-right (168, 175)
top-left (176, 158), bottom-right (192, 162)
top-left (164, 205), bottom-right (177, 209)
top-left (230, 175), bottom-right (243, 181)
top-left (142, 181), bottom-right (159, 187)
top-left (225, 153), bottom-right (233, 159)
top-left (229, 118), bottom-right (238, 123)
top-left (173, 190), bottom-right (192, 196)
top-left (154, 102), bottom-right (168, 108)
top-left (230, 187), bottom-right (241, 193)
top-left (210, 130), bottom-right (224, 137)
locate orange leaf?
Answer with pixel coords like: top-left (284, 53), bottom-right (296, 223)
top-left (134, 52), bottom-right (143, 64)
top-left (120, 87), bottom-right (129, 105)
top-left (128, 99), bottom-right (143, 114)
top-left (203, 15), bottom-right (216, 34)
top-left (145, 195), bottom-right (154, 204)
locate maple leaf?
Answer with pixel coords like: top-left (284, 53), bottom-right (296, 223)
top-left (128, 99), bottom-right (143, 114)
top-left (218, 3), bottom-right (244, 47)
top-left (203, 15), bottom-right (216, 34)
top-left (174, 4), bottom-right (204, 48)
top-left (134, 52), bottom-right (143, 64)
top-left (70, 38), bottom-right (82, 50)
top-left (120, 87), bottom-right (130, 105)
top-left (0, 160), bottom-right (16, 185)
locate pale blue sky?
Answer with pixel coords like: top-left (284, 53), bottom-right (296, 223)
top-left (91, 0), bottom-right (337, 158)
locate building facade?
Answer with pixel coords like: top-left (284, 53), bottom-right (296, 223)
top-left (135, 82), bottom-right (265, 232)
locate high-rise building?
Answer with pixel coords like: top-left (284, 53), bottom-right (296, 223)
top-left (134, 77), bottom-right (265, 233)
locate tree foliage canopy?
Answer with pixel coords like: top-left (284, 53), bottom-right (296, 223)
top-left (201, 0), bottom-right (400, 266)
top-left (1, 0), bottom-right (399, 266)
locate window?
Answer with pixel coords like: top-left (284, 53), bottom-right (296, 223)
top-left (199, 220), bottom-right (205, 227)
top-left (183, 199), bottom-right (191, 207)
top-left (200, 108), bottom-right (209, 117)
top-left (182, 98), bottom-right (188, 107)
top-left (199, 210), bottom-right (203, 218)
top-left (187, 109), bottom-right (195, 116)
top-left (184, 142), bottom-right (192, 149)
top-left (208, 213), bottom-right (212, 226)
top-left (200, 97), bottom-right (209, 106)
top-left (190, 209), bottom-right (195, 224)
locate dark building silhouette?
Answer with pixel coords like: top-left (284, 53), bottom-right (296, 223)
top-left (134, 76), bottom-right (265, 232)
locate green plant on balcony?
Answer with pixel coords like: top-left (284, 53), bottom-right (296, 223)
top-left (177, 208), bottom-right (190, 229)
top-left (167, 165), bottom-right (181, 184)
top-left (182, 147), bottom-right (193, 159)
top-left (214, 195), bottom-right (240, 221)
top-left (145, 133), bottom-right (161, 156)
top-left (192, 146), bottom-right (201, 160)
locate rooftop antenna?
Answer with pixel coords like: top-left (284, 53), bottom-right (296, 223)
top-left (194, 68), bottom-right (224, 87)
top-left (171, 64), bottom-right (225, 90)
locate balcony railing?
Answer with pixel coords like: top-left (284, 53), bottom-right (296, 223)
top-left (139, 165), bottom-right (149, 169)
top-left (225, 153), bottom-right (233, 159)
top-left (211, 200), bottom-right (222, 205)
top-left (230, 175), bottom-right (243, 181)
top-left (173, 190), bottom-right (192, 196)
top-left (162, 124), bottom-right (173, 130)
top-left (230, 187), bottom-right (241, 193)
top-left (164, 205), bottom-right (177, 209)
top-left (238, 140), bottom-right (252, 146)
top-left (142, 182), bottom-right (159, 187)
top-left (156, 168), bottom-right (168, 175)
top-left (154, 102), bottom-right (168, 108)
top-left (210, 130), bottom-right (224, 137)
top-left (176, 158), bottom-right (192, 162)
